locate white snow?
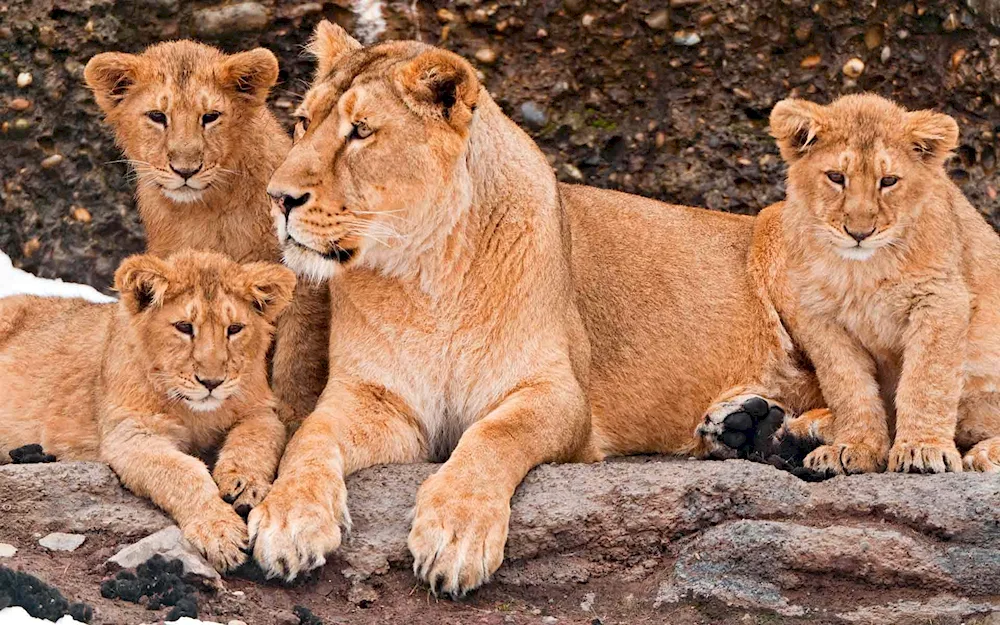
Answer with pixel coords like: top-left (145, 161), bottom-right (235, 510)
top-left (0, 608), bottom-right (223, 625)
top-left (0, 251), bottom-right (114, 303)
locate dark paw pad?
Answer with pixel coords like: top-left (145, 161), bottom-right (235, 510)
top-left (716, 399), bottom-right (785, 458)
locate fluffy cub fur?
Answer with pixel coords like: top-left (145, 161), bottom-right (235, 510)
top-left (84, 40), bottom-right (328, 424)
top-left (758, 94), bottom-right (1000, 474)
top-left (247, 22), bottom-right (821, 596)
top-left (0, 251), bottom-right (296, 570)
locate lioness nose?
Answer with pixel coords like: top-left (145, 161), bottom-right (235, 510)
top-left (196, 376), bottom-right (223, 392)
top-left (170, 163), bottom-right (203, 180)
top-left (268, 190), bottom-right (311, 217)
top-left (844, 225), bottom-right (876, 243)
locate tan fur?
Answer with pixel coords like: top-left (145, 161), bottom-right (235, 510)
top-left (84, 40), bottom-right (328, 424)
top-left (247, 23), bottom-right (822, 595)
top-left (0, 251), bottom-right (296, 570)
top-left (759, 94), bottom-right (1000, 474)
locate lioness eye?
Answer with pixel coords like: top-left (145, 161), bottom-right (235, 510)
top-left (349, 120), bottom-right (373, 141)
top-left (227, 323), bottom-right (245, 337)
top-left (146, 111), bottom-right (168, 126)
top-left (826, 171), bottom-right (845, 185)
top-left (880, 175), bottom-right (898, 188)
top-left (201, 111), bottom-right (221, 126)
top-left (173, 321), bottom-right (194, 336)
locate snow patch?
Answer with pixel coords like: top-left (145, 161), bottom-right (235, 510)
top-left (0, 251), bottom-right (114, 303)
top-left (352, 0), bottom-right (386, 44)
top-left (0, 607), bottom-right (86, 625)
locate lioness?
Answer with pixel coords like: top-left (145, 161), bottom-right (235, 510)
top-left (248, 22), bottom-right (821, 595)
top-left (0, 250), bottom-right (296, 571)
top-left (83, 41), bottom-right (328, 424)
top-left (758, 94), bottom-right (1000, 474)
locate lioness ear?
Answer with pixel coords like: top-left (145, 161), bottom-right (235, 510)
top-left (242, 263), bottom-right (297, 322)
top-left (218, 48), bottom-right (279, 103)
top-left (770, 99), bottom-right (826, 162)
top-left (84, 52), bottom-right (144, 112)
top-left (114, 255), bottom-right (173, 315)
top-left (308, 20), bottom-right (362, 79)
top-left (396, 49), bottom-right (480, 128)
top-left (906, 109), bottom-right (959, 164)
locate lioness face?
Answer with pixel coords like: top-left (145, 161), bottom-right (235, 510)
top-left (115, 251), bottom-right (295, 413)
top-left (770, 94), bottom-right (959, 261)
top-left (266, 22), bottom-right (480, 281)
top-left (85, 42), bottom-right (280, 205)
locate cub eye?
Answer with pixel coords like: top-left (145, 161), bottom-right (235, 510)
top-left (826, 171), bottom-right (846, 185)
top-left (880, 175), bottom-right (898, 188)
top-left (226, 323), bottom-right (245, 337)
top-left (201, 111), bottom-right (221, 126)
top-left (146, 111), bottom-right (168, 126)
top-left (173, 321), bottom-right (194, 336)
top-left (349, 120), bottom-right (374, 141)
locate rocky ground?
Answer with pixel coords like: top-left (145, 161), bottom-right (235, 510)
top-left (1, 0), bottom-right (1000, 290)
top-left (3, 459), bottom-right (1000, 624)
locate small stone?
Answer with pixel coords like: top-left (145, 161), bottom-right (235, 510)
top-left (287, 3), bottom-right (322, 19)
top-left (39, 532), bottom-right (86, 552)
top-left (542, 617), bottom-right (558, 625)
top-left (880, 46), bottom-right (891, 62)
top-left (864, 25), bottom-right (883, 50)
top-left (109, 526), bottom-right (220, 586)
top-left (436, 8), bottom-right (455, 22)
top-left (951, 48), bottom-right (967, 70)
top-left (562, 163), bottom-right (584, 181)
top-left (0, 543), bottom-right (16, 558)
top-left (9, 98), bottom-right (31, 111)
top-left (40, 154), bottom-right (63, 169)
top-left (581, 13), bottom-right (596, 27)
top-left (897, 28), bottom-right (909, 40)
top-left (520, 101), bottom-right (547, 129)
top-left (71, 206), bottom-right (92, 223)
top-left (17, 72), bottom-right (32, 88)
top-left (474, 48), bottom-right (497, 64)
top-left (272, 610), bottom-right (298, 625)
top-left (467, 8), bottom-right (489, 23)
top-left (655, 132), bottom-right (666, 149)
top-left (794, 21), bottom-right (812, 43)
top-left (536, 28), bottom-right (548, 38)
top-left (943, 12), bottom-right (959, 32)
top-left (673, 30), bottom-right (701, 46)
top-left (800, 54), bottom-right (821, 69)
top-left (22, 238), bottom-right (41, 258)
top-left (194, 2), bottom-right (270, 37)
top-left (842, 57), bottom-right (865, 78)
top-left (644, 9), bottom-right (670, 30)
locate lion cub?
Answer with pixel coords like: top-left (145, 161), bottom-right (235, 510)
top-left (758, 93), bottom-right (1000, 474)
top-left (0, 250), bottom-right (296, 570)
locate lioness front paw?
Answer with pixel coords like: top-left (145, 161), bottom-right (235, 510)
top-left (214, 463), bottom-right (272, 517)
top-left (182, 504), bottom-right (249, 572)
top-left (408, 472), bottom-right (509, 599)
top-left (696, 394), bottom-right (785, 458)
top-left (248, 476), bottom-right (350, 581)
top-left (889, 441), bottom-right (963, 473)
top-left (804, 443), bottom-right (887, 475)
top-left (963, 438), bottom-right (1000, 472)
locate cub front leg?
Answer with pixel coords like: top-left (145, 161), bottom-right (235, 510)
top-left (213, 405), bottom-right (286, 517)
top-left (101, 416), bottom-right (248, 572)
top-left (890, 284), bottom-right (968, 474)
top-left (797, 318), bottom-right (890, 474)
top-left (408, 370), bottom-right (589, 598)
top-left (248, 382), bottom-right (425, 581)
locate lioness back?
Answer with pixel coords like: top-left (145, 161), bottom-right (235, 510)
top-left (0, 296), bottom-right (110, 461)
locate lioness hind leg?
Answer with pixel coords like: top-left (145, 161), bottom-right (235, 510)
top-left (695, 389), bottom-right (786, 459)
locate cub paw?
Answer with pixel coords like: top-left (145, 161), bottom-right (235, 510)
top-left (214, 465), bottom-right (272, 518)
top-left (182, 504), bottom-right (249, 572)
top-left (409, 472), bottom-right (509, 599)
top-left (696, 394), bottom-right (786, 458)
top-left (248, 475), bottom-right (350, 582)
top-left (889, 441), bottom-right (963, 474)
top-left (963, 438), bottom-right (1000, 472)
top-left (804, 442), bottom-right (887, 475)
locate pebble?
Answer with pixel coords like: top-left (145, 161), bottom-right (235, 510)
top-left (943, 12), bottom-right (959, 32)
top-left (794, 21), bottom-right (812, 43)
top-left (864, 25), bottom-right (883, 50)
top-left (520, 101), bottom-right (547, 129)
top-left (673, 30), bottom-right (701, 46)
top-left (194, 2), bottom-right (270, 37)
top-left (39, 532), bottom-right (86, 552)
top-left (287, 2), bottom-right (322, 19)
top-left (0, 543), bottom-right (16, 558)
top-left (880, 46), bottom-right (891, 63)
top-left (581, 13), bottom-right (595, 27)
top-left (9, 98), bottom-right (31, 111)
top-left (644, 9), bottom-right (670, 31)
top-left (562, 163), bottom-right (584, 181)
top-left (951, 48), bottom-right (966, 70)
top-left (40, 154), bottom-right (63, 169)
top-left (22, 238), bottom-right (41, 258)
top-left (71, 206), bottom-right (92, 223)
top-left (474, 48), bottom-right (497, 64)
top-left (800, 54), bottom-right (821, 69)
top-left (842, 57), bottom-right (865, 78)
top-left (542, 617), bottom-right (558, 624)
top-left (436, 7), bottom-right (455, 22)
top-left (272, 610), bottom-right (299, 625)
top-left (17, 72), bottom-right (32, 88)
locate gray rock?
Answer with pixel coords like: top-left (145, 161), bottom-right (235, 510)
top-left (520, 101), bottom-right (547, 129)
top-left (644, 9), bottom-right (670, 31)
top-left (38, 532), bottom-right (86, 552)
top-left (194, 2), bottom-right (270, 38)
top-left (108, 526), bottom-right (220, 585)
top-left (0, 543), bottom-right (16, 557)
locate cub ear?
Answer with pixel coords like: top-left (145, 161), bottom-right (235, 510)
top-left (396, 49), bottom-right (480, 128)
top-left (218, 48), bottom-right (279, 103)
top-left (769, 98), bottom-right (826, 162)
top-left (84, 52), bottom-right (144, 112)
top-left (114, 255), bottom-right (173, 315)
top-left (241, 263), bottom-right (297, 322)
top-left (308, 20), bottom-right (362, 79)
top-left (906, 109), bottom-right (959, 164)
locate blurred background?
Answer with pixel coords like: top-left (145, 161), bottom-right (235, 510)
top-left (1, 0), bottom-right (999, 293)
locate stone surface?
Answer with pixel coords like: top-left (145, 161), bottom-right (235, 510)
top-left (38, 532), bottom-right (86, 552)
top-left (108, 526), bottom-right (220, 586)
top-left (0, 543), bottom-right (16, 558)
top-left (193, 2), bottom-right (270, 37)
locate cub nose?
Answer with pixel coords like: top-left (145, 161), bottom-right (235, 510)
top-left (196, 376), bottom-right (224, 392)
top-left (267, 190), bottom-right (311, 217)
top-left (170, 163), bottom-right (203, 180)
top-left (844, 225), bottom-right (876, 243)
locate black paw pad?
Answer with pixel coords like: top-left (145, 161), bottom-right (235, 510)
top-left (717, 398), bottom-right (785, 458)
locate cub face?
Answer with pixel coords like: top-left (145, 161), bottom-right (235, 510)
top-left (114, 251), bottom-right (296, 413)
top-left (265, 21), bottom-right (481, 281)
top-left (85, 42), bottom-right (279, 205)
top-left (770, 94), bottom-right (959, 261)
